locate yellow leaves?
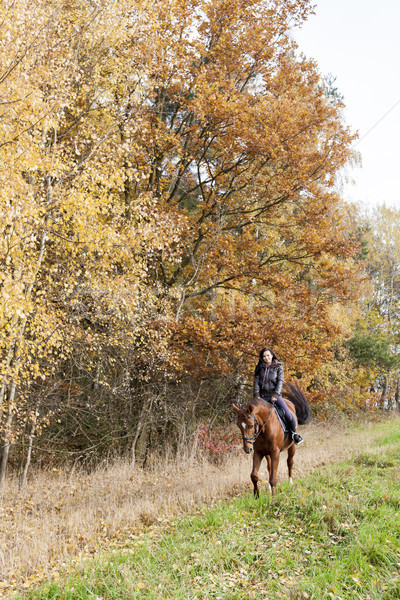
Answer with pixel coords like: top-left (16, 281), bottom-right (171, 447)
top-left (0, 0), bottom-right (366, 468)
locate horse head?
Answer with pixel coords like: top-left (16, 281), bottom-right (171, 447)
top-left (232, 403), bottom-right (258, 454)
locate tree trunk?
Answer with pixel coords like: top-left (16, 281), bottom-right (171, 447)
top-left (380, 375), bottom-right (388, 409)
top-left (130, 396), bottom-right (154, 468)
top-left (0, 437), bottom-right (11, 492)
top-left (395, 377), bottom-right (400, 412)
top-left (0, 382), bottom-right (16, 493)
top-left (19, 405), bottom-right (39, 492)
top-left (134, 422), bottom-right (150, 467)
top-left (0, 336), bottom-right (18, 412)
top-left (19, 429), bottom-right (34, 492)
top-left (234, 375), bottom-right (246, 406)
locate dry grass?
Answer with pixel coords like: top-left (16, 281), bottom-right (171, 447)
top-left (0, 419), bottom-right (390, 596)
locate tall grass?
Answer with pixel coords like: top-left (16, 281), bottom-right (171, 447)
top-left (0, 419), bottom-right (352, 591)
top-left (10, 419), bottom-right (400, 600)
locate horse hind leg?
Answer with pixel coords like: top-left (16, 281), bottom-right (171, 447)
top-left (287, 443), bottom-right (295, 484)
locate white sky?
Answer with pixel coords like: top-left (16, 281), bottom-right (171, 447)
top-left (294, 0), bottom-right (400, 212)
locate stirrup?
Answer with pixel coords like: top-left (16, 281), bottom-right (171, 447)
top-left (292, 433), bottom-right (303, 445)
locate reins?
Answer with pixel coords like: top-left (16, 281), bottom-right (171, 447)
top-left (241, 404), bottom-right (274, 444)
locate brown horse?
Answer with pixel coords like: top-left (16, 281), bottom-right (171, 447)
top-left (232, 383), bottom-right (310, 497)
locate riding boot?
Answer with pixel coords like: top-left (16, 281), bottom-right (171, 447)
top-left (274, 396), bottom-right (304, 445)
top-left (292, 432), bottom-right (303, 445)
top-left (288, 414), bottom-right (303, 445)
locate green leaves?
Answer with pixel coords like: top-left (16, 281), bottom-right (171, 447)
top-left (346, 332), bottom-right (400, 372)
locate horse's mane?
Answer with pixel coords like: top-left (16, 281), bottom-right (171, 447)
top-left (239, 397), bottom-right (271, 417)
top-left (250, 397), bottom-right (271, 407)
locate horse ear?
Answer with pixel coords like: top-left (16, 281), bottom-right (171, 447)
top-left (232, 404), bottom-right (241, 415)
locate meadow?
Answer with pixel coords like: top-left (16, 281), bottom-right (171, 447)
top-left (6, 419), bottom-right (400, 600)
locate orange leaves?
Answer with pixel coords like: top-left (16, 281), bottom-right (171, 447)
top-left (0, 0), bottom-right (367, 475)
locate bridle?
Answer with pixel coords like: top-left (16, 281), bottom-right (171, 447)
top-left (240, 405), bottom-right (274, 445)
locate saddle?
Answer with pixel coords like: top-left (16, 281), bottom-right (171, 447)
top-left (272, 403), bottom-right (290, 434)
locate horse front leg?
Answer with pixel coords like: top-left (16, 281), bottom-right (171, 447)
top-left (269, 449), bottom-right (280, 496)
top-left (251, 451), bottom-right (263, 498)
top-left (287, 443), bottom-right (296, 484)
top-left (266, 454), bottom-right (272, 494)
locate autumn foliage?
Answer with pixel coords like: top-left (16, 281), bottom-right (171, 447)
top-left (0, 0), bottom-right (369, 484)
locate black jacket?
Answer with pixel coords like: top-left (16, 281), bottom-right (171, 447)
top-left (253, 359), bottom-right (284, 399)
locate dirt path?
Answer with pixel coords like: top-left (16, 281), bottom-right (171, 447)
top-left (0, 419), bottom-right (394, 597)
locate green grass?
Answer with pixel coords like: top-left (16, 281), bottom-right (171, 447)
top-left (14, 421), bottom-right (400, 600)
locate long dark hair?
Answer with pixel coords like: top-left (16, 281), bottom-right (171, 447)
top-left (255, 347), bottom-right (280, 375)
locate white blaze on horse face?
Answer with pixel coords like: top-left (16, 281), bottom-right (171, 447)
top-left (241, 422), bottom-right (246, 431)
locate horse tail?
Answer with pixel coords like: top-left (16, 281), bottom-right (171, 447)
top-left (284, 382), bottom-right (311, 424)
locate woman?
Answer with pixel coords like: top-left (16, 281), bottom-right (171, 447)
top-left (253, 347), bottom-right (303, 445)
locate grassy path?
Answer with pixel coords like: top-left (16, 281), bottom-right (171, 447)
top-left (11, 420), bottom-right (400, 600)
top-left (1, 417), bottom-right (382, 593)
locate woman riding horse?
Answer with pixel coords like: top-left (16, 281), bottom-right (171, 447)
top-left (233, 355), bottom-right (310, 496)
top-left (254, 347), bottom-right (303, 445)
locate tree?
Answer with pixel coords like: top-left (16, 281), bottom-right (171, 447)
top-left (0, 0), bottom-right (365, 479)
top-left (129, 0), bottom-right (360, 380)
top-left (349, 206), bottom-right (400, 408)
top-left (0, 0), bottom-right (178, 486)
